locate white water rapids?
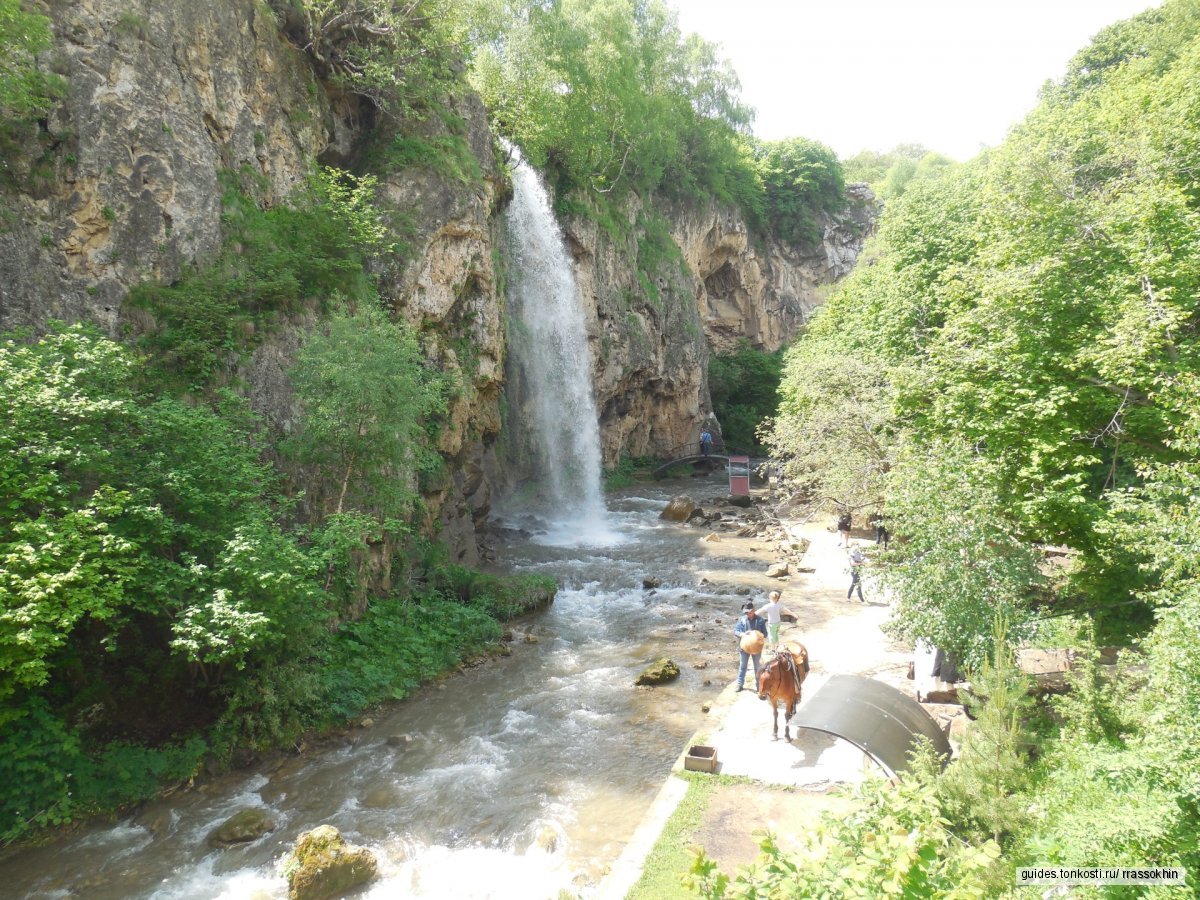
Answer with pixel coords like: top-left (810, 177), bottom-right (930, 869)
top-left (0, 484), bottom-right (748, 899)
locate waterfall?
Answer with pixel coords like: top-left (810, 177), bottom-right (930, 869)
top-left (501, 143), bottom-right (617, 545)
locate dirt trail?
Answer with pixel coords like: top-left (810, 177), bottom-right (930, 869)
top-left (602, 505), bottom-right (959, 897)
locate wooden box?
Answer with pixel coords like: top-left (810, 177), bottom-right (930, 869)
top-left (684, 745), bottom-right (718, 773)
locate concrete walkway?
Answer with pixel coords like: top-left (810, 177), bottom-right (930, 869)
top-left (599, 514), bottom-right (923, 898)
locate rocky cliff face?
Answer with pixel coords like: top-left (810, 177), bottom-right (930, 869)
top-left (1, 0), bottom-right (874, 562)
top-left (558, 188), bottom-right (877, 468)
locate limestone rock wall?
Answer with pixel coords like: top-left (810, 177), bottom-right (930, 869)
top-left (0, 0), bottom-right (505, 563)
top-left (558, 188), bottom-right (877, 466)
top-left (0, 0), bottom-right (331, 334)
top-left (0, 0), bottom-right (874, 560)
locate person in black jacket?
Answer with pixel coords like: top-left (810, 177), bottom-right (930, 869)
top-left (837, 508), bottom-right (853, 546)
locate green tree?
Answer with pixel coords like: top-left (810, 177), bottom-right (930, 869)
top-left (467, 0), bottom-right (758, 209)
top-left (707, 341), bottom-right (783, 453)
top-left (287, 304), bottom-right (448, 519)
top-left (687, 743), bottom-right (1000, 899)
top-left (269, 0), bottom-right (466, 118)
top-left (940, 620), bottom-right (1034, 844)
top-left (880, 443), bottom-right (1042, 670)
top-left (755, 136), bottom-right (845, 245)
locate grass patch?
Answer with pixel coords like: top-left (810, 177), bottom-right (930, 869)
top-left (626, 774), bottom-right (717, 900)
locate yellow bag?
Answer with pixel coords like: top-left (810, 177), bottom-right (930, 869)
top-left (740, 631), bottom-right (765, 655)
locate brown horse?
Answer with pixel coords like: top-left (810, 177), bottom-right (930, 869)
top-left (756, 645), bottom-right (810, 741)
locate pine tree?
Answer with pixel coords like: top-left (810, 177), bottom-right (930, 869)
top-left (940, 617), bottom-right (1034, 844)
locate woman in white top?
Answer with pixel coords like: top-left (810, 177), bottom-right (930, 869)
top-left (755, 590), bottom-right (794, 650)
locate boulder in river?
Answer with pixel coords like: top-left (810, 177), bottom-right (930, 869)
top-left (635, 658), bottom-right (681, 686)
top-left (206, 807), bottom-right (276, 849)
top-left (727, 494), bottom-right (753, 508)
top-left (766, 561), bottom-right (790, 578)
top-left (642, 576), bottom-right (662, 589)
top-left (285, 824), bottom-right (379, 900)
top-left (660, 496), bottom-right (697, 522)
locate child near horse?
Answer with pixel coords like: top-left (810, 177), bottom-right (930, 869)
top-left (755, 590), bottom-right (795, 651)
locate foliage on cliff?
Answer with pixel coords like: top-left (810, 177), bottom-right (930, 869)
top-left (465, 0), bottom-right (844, 245)
top-left (270, 0), bottom-right (467, 118)
top-left (0, 0), bottom-right (62, 120)
top-left (707, 341), bottom-right (784, 455)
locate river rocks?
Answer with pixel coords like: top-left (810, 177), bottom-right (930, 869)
top-left (207, 807), bottom-right (276, 849)
top-left (660, 496), bottom-right (697, 522)
top-left (727, 494), bottom-right (753, 508)
top-left (386, 733), bottom-right (414, 749)
top-left (642, 576), bottom-right (663, 589)
top-left (533, 826), bottom-right (560, 853)
top-left (361, 785), bottom-right (400, 809)
top-left (285, 825), bottom-right (378, 900)
top-left (704, 533), bottom-right (722, 542)
top-left (635, 658), bottom-right (681, 686)
top-left (766, 561), bottom-right (790, 578)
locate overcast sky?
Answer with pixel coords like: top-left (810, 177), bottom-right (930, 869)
top-left (669, 0), bottom-right (1160, 161)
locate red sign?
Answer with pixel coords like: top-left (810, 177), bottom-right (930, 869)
top-left (728, 455), bottom-right (750, 496)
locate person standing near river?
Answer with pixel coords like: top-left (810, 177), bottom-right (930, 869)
top-left (756, 590), bottom-right (794, 651)
top-left (733, 601), bottom-right (767, 691)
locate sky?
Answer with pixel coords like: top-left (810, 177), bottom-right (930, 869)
top-left (669, 0), bottom-right (1161, 161)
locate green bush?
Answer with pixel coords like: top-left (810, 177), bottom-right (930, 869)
top-left (687, 743), bottom-right (1000, 899)
top-left (126, 168), bottom-right (390, 388)
top-left (707, 340), bottom-right (784, 454)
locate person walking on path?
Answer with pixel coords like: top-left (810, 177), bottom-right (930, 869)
top-left (755, 590), bottom-right (795, 651)
top-left (733, 601), bottom-right (767, 691)
top-left (871, 512), bottom-right (890, 550)
top-left (837, 508), bottom-right (853, 547)
top-left (700, 429), bottom-right (713, 457)
top-left (847, 545), bottom-right (866, 603)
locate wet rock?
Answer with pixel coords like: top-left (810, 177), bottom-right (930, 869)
top-left (207, 807), bottom-right (276, 849)
top-left (359, 718), bottom-right (374, 729)
top-left (642, 577), bottom-right (663, 590)
top-left (661, 496), bottom-right (697, 522)
top-left (736, 525), bottom-right (757, 537)
top-left (727, 494), bottom-right (753, 508)
top-left (285, 824), bottom-right (378, 900)
top-left (534, 826), bottom-right (559, 853)
top-left (361, 785), bottom-right (399, 809)
top-left (703, 533), bottom-right (721, 542)
top-left (693, 660), bottom-right (709, 669)
top-left (386, 733), bottom-right (413, 749)
top-left (635, 658), bottom-right (681, 686)
top-left (766, 561), bottom-right (790, 578)
top-left (701, 703), bottom-right (712, 713)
